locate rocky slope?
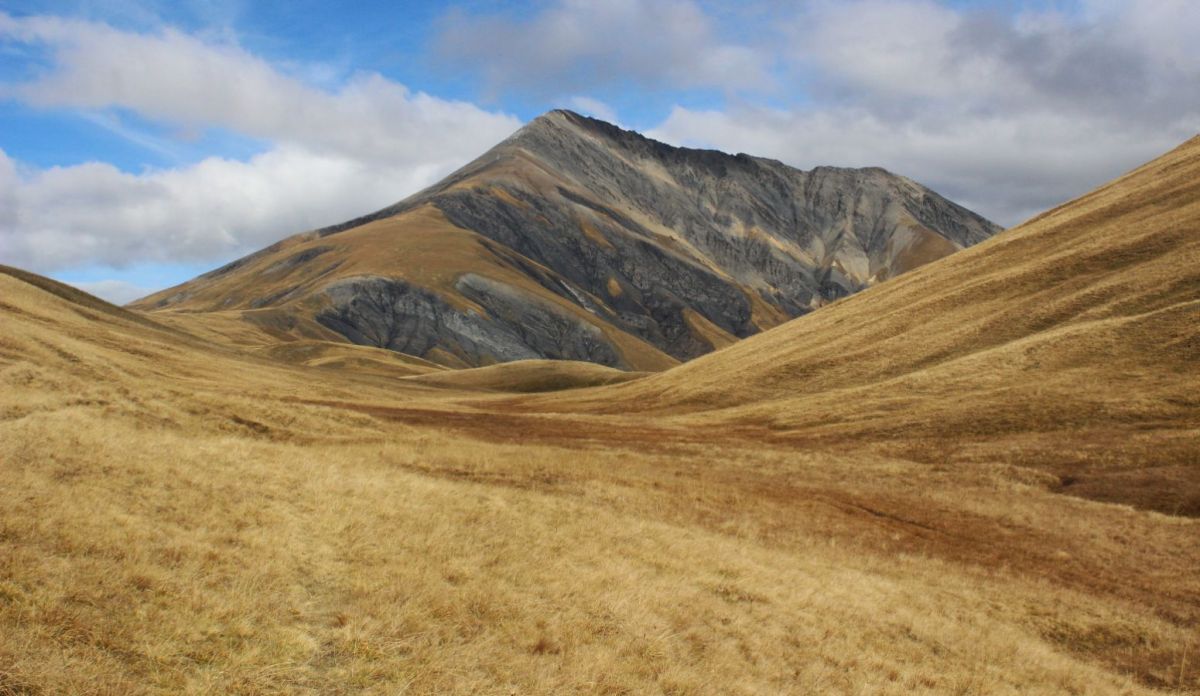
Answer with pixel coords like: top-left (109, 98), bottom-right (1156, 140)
top-left (133, 110), bottom-right (1001, 369)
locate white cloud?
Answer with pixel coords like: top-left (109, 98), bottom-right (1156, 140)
top-left (0, 13), bottom-right (520, 165)
top-left (0, 12), bottom-right (522, 275)
top-left (0, 150), bottom-right (17, 229)
top-left (794, 0), bottom-right (1200, 127)
top-left (0, 145), bottom-right (459, 271)
top-left (68, 279), bottom-right (156, 305)
top-left (798, 0), bottom-right (1000, 102)
top-left (434, 0), bottom-right (773, 95)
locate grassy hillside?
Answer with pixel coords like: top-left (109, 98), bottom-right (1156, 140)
top-left (1, 139), bottom-right (1198, 694)
top-left (254, 340), bottom-right (445, 379)
top-left (405, 359), bottom-right (645, 393)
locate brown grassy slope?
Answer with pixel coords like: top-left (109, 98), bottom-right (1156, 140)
top-left (405, 359), bottom-right (645, 393)
top-left (533, 136), bottom-right (1200, 515)
top-left (254, 340), bottom-right (445, 378)
top-left (147, 307), bottom-right (348, 349)
top-left (3, 264), bottom-right (1198, 692)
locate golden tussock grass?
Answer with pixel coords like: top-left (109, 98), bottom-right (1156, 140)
top-left (1, 136), bottom-right (1199, 694)
top-left (404, 359), bottom-right (644, 393)
top-left (2, 384), bottom-right (1193, 694)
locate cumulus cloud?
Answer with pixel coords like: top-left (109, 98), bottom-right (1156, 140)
top-left (0, 12), bottom-right (521, 274)
top-left (798, 0), bottom-right (1200, 123)
top-left (0, 13), bottom-right (520, 164)
top-left (0, 146), bottom-right (456, 271)
top-left (434, 0), bottom-right (772, 95)
top-left (651, 0), bottom-right (1200, 226)
top-left (68, 279), bottom-right (157, 305)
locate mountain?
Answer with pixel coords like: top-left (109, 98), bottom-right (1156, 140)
top-left (3, 138), bottom-right (1198, 693)
top-left (2, 138), bottom-right (1200, 691)
top-left (132, 109), bottom-right (1000, 369)
top-left (543, 135), bottom-right (1200, 515)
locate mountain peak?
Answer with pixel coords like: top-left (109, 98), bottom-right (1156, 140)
top-left (134, 114), bottom-right (1001, 370)
top-left (517, 109), bottom-right (813, 178)
top-left (516, 108), bottom-right (633, 145)
top-left (512, 108), bottom-right (589, 135)
top-left (529, 108), bottom-right (611, 129)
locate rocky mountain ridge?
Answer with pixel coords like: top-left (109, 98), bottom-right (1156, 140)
top-left (133, 109), bottom-right (1002, 369)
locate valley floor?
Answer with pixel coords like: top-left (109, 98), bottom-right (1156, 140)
top-left (1, 332), bottom-right (1196, 694)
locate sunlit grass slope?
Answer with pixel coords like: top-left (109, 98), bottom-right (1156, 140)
top-left (1, 252), bottom-right (1197, 695)
top-left (1, 137), bottom-right (1198, 695)
top-left (405, 359), bottom-right (645, 393)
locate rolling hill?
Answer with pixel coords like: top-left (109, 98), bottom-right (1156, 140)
top-left (404, 359), bottom-right (645, 393)
top-left (131, 110), bottom-right (999, 370)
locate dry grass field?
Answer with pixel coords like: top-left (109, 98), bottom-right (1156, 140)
top-left (403, 360), bottom-right (644, 393)
top-left (1, 137), bottom-right (1198, 695)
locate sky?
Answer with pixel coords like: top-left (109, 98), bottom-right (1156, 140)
top-left (1, 0), bottom-right (1197, 304)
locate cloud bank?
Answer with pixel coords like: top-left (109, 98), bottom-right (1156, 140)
top-left (68, 279), bottom-right (157, 305)
top-left (0, 12), bottom-right (519, 275)
top-left (434, 0), bottom-right (773, 96)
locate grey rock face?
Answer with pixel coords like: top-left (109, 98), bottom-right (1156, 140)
top-left (321, 109), bottom-right (1000, 362)
top-left (431, 184), bottom-right (753, 360)
top-left (316, 275), bottom-right (626, 367)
